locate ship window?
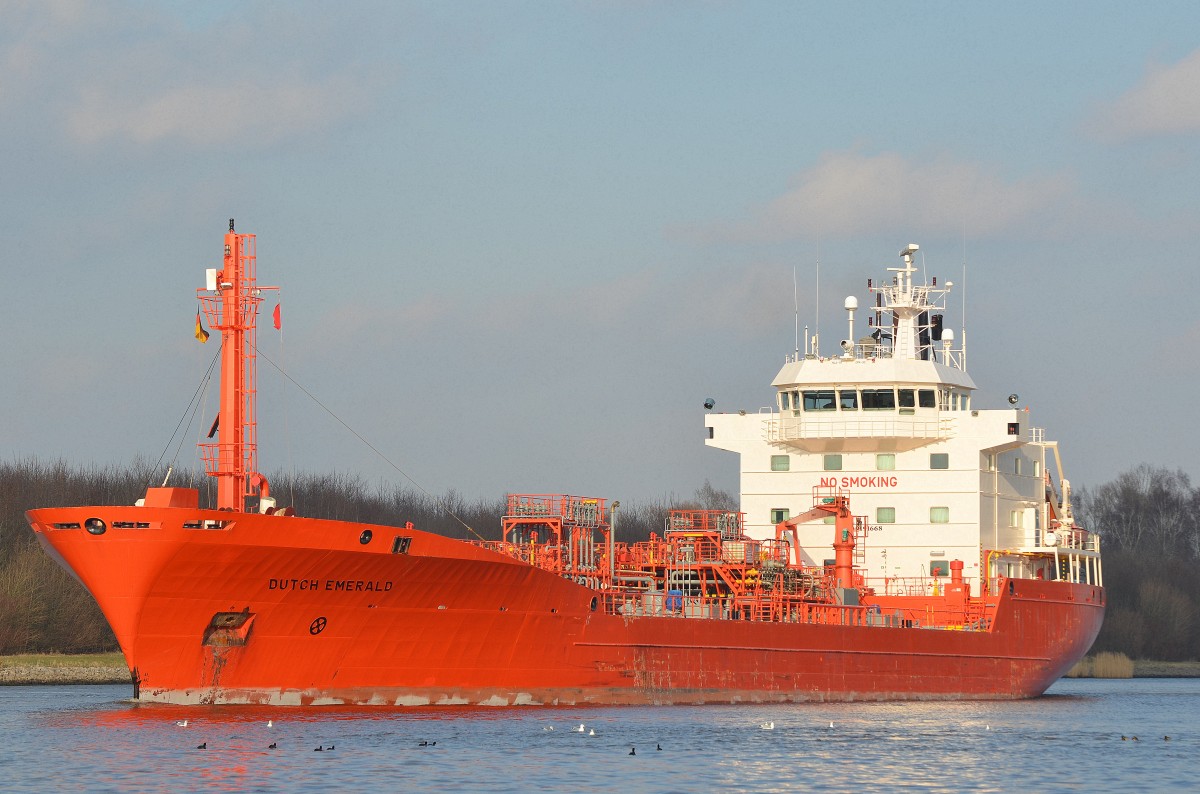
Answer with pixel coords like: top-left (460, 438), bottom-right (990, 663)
top-left (823, 454), bottom-right (842, 471)
top-left (898, 389), bottom-right (915, 408)
top-left (876, 453), bottom-right (895, 471)
top-left (930, 453), bottom-right (949, 470)
top-left (839, 390), bottom-right (858, 410)
top-left (780, 392), bottom-right (790, 411)
top-left (918, 389), bottom-right (936, 408)
top-left (861, 389), bottom-right (896, 410)
top-left (707, 427), bottom-right (714, 439)
top-left (930, 560), bottom-right (949, 577)
top-left (986, 453), bottom-right (997, 472)
top-left (1009, 510), bottom-right (1023, 528)
top-left (1033, 460), bottom-right (1041, 477)
top-left (392, 536), bottom-right (412, 554)
top-left (930, 506), bottom-right (950, 523)
top-left (1014, 458), bottom-right (1023, 475)
top-left (1008, 422), bottom-right (1020, 435)
top-left (824, 516), bottom-right (836, 524)
top-left (771, 508), bottom-right (790, 524)
top-left (770, 455), bottom-right (790, 472)
top-left (939, 389), bottom-right (951, 410)
top-left (803, 390), bottom-right (836, 411)
top-left (876, 507), bottom-right (896, 523)
top-left (791, 391), bottom-right (800, 413)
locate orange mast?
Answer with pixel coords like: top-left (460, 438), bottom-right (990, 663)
top-left (198, 219), bottom-right (266, 511)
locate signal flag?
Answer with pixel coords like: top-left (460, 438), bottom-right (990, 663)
top-left (194, 310), bottom-right (210, 343)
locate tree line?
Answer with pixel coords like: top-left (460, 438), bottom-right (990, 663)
top-left (1075, 464), bottom-right (1200, 661)
top-left (3, 458), bottom-right (1196, 661)
top-left (0, 458), bottom-right (735, 654)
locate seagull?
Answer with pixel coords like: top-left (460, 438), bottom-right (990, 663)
top-left (589, 729), bottom-right (596, 736)
top-left (267, 720), bottom-right (274, 728)
top-left (196, 742), bottom-right (207, 750)
top-left (986, 725), bottom-right (991, 731)
top-left (829, 721), bottom-right (835, 728)
top-left (175, 720), bottom-right (189, 727)
top-left (543, 726), bottom-right (554, 732)
top-left (268, 742), bottom-right (277, 750)
top-left (760, 722), bottom-right (774, 730)
top-left (576, 723), bottom-right (586, 733)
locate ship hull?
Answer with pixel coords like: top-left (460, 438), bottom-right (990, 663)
top-left (28, 506), bottom-right (1104, 706)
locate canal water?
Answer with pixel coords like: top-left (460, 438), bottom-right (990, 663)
top-left (2, 678), bottom-right (1196, 792)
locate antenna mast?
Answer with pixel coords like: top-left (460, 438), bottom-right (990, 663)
top-left (198, 219), bottom-right (265, 511)
top-left (793, 266), bottom-right (799, 357)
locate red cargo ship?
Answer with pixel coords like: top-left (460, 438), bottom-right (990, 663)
top-left (27, 225), bottom-right (1103, 705)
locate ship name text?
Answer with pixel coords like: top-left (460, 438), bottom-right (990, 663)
top-left (268, 578), bottom-right (394, 592)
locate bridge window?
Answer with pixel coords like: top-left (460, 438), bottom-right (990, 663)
top-left (823, 454), bottom-right (843, 471)
top-left (930, 506), bottom-right (950, 524)
top-left (839, 390), bottom-right (858, 410)
top-left (898, 389), bottom-right (915, 408)
top-left (771, 508), bottom-right (790, 524)
top-left (780, 392), bottom-right (790, 411)
top-left (803, 390), bottom-right (836, 411)
top-left (861, 389), bottom-right (896, 410)
top-left (876, 453), bottom-right (895, 471)
top-left (919, 389), bottom-right (936, 408)
top-left (876, 507), bottom-right (896, 523)
top-left (770, 455), bottom-right (790, 472)
top-left (930, 453), bottom-right (949, 470)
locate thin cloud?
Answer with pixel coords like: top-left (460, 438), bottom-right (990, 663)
top-left (1089, 49), bottom-right (1200, 142)
top-left (68, 74), bottom-right (369, 147)
top-left (0, 3), bottom-right (378, 148)
top-left (707, 150), bottom-right (1074, 242)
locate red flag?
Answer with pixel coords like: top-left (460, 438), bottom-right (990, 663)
top-left (272, 303), bottom-right (281, 330)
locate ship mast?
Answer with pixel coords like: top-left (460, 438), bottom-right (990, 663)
top-left (198, 219), bottom-right (267, 511)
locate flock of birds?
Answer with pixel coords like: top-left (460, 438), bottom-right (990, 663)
top-left (174, 717), bottom-right (1176, 753)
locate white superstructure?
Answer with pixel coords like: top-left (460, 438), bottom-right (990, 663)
top-left (705, 244), bottom-right (1101, 597)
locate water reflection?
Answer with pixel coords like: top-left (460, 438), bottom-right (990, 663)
top-left (8, 681), bottom-right (1200, 793)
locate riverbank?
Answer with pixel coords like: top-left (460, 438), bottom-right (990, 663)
top-left (1133, 660), bottom-right (1200, 677)
top-left (5, 653), bottom-right (1200, 685)
top-left (0, 653), bottom-right (129, 685)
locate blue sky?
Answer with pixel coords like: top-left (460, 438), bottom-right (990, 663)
top-left (3, 1), bottom-right (1199, 504)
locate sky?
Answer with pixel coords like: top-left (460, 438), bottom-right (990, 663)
top-left (3, 1), bottom-right (1200, 507)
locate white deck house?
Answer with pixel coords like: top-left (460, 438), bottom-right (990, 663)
top-left (705, 245), bottom-right (1099, 596)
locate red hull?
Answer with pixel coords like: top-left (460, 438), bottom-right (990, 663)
top-left (28, 504), bottom-right (1104, 706)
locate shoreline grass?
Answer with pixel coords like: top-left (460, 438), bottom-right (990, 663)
top-left (0, 652), bottom-right (129, 685)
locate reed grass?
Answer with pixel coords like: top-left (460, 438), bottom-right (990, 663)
top-left (1064, 651), bottom-right (1134, 678)
top-left (0, 652), bottom-right (126, 670)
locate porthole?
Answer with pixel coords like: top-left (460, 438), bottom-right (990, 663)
top-left (359, 529), bottom-right (373, 545)
top-left (85, 518), bottom-right (107, 536)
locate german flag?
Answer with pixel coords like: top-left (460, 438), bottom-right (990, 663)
top-left (194, 309), bottom-right (210, 343)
